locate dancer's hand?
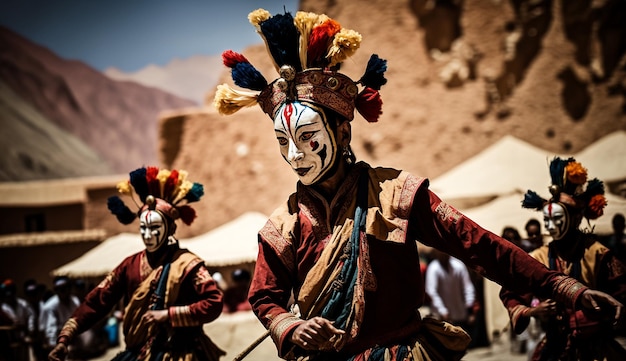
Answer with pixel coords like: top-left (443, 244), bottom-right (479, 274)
top-left (48, 343), bottom-right (67, 361)
top-left (290, 317), bottom-right (345, 351)
top-left (579, 289), bottom-right (623, 326)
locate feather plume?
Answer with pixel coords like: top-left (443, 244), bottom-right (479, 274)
top-left (156, 169), bottom-right (171, 196)
top-left (522, 190), bottom-right (546, 210)
top-left (129, 167), bottom-right (149, 202)
top-left (307, 19), bottom-right (341, 68)
top-left (107, 196), bottom-right (136, 225)
top-left (359, 54), bottom-right (388, 90)
top-left (259, 12), bottom-right (301, 71)
top-left (213, 84), bottom-right (259, 115)
top-left (355, 87), bottom-right (382, 122)
top-left (327, 28), bottom-right (362, 68)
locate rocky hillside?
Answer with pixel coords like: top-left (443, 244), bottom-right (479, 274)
top-left (0, 26), bottom-right (196, 181)
top-left (161, 0), bottom-right (626, 237)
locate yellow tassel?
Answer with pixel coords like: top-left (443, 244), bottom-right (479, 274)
top-left (173, 180), bottom-right (192, 204)
top-left (327, 28), bottom-right (362, 68)
top-left (294, 11), bottom-right (321, 70)
top-left (213, 84), bottom-right (259, 115)
top-left (156, 169), bottom-right (171, 197)
top-left (248, 8), bottom-right (271, 29)
top-left (116, 180), bottom-right (132, 195)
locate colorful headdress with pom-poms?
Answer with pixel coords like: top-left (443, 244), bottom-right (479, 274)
top-left (522, 157), bottom-right (607, 220)
top-left (107, 166), bottom-right (204, 226)
top-left (213, 9), bottom-right (387, 123)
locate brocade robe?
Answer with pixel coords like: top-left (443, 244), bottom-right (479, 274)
top-left (249, 162), bottom-right (588, 360)
top-left (500, 237), bottom-right (626, 360)
top-left (58, 245), bottom-right (224, 360)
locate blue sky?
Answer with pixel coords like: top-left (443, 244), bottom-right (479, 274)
top-left (0, 0), bottom-right (299, 72)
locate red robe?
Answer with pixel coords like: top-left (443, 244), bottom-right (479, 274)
top-left (58, 245), bottom-right (224, 359)
top-left (500, 238), bottom-right (626, 360)
top-left (249, 162), bottom-right (587, 359)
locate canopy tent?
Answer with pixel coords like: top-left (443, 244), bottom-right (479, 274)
top-left (182, 211), bottom-right (267, 267)
top-left (52, 212), bottom-right (268, 278)
top-left (430, 131), bottom-right (626, 208)
top-left (52, 232), bottom-right (144, 278)
top-left (576, 130), bottom-right (626, 183)
top-left (429, 136), bottom-right (557, 207)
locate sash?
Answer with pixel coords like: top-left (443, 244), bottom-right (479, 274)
top-left (297, 170), bottom-right (369, 349)
top-left (122, 250), bottom-right (197, 351)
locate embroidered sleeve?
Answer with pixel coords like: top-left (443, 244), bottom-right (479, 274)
top-left (169, 263), bottom-right (223, 327)
top-left (552, 275), bottom-right (588, 309)
top-left (268, 312), bottom-right (304, 358)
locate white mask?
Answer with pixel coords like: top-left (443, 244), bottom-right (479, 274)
top-left (139, 210), bottom-right (168, 252)
top-left (542, 202), bottom-right (570, 241)
top-left (274, 102), bottom-right (338, 185)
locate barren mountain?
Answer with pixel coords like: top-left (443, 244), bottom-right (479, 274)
top-left (160, 0), bottom-right (626, 237)
top-left (0, 26), bottom-right (196, 181)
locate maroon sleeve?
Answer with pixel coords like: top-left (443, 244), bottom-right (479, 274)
top-left (169, 261), bottom-right (223, 327)
top-left (409, 186), bottom-right (587, 306)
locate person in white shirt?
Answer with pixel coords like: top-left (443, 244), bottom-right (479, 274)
top-left (425, 248), bottom-right (477, 332)
top-left (39, 276), bottom-right (80, 354)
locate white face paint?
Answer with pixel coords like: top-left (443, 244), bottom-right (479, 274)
top-left (274, 102), bottom-right (338, 185)
top-left (139, 210), bottom-right (168, 252)
top-left (542, 202), bottom-right (570, 241)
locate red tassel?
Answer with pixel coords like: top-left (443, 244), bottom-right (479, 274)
top-left (146, 166), bottom-right (161, 197)
top-left (163, 170), bottom-right (179, 201)
top-left (307, 19), bottom-right (341, 68)
top-left (355, 87), bottom-right (383, 122)
top-left (178, 205), bottom-right (197, 225)
top-left (222, 50), bottom-right (249, 68)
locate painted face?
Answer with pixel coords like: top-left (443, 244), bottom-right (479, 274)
top-left (274, 102), bottom-right (338, 185)
top-left (139, 210), bottom-right (168, 252)
top-left (542, 202), bottom-right (570, 241)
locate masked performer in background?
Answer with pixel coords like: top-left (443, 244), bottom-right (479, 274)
top-left (500, 157), bottom-right (626, 360)
top-left (213, 8), bottom-right (623, 361)
top-left (48, 167), bottom-right (225, 361)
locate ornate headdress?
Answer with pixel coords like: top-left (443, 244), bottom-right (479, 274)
top-left (213, 9), bottom-right (388, 122)
top-left (522, 157), bottom-right (607, 220)
top-left (107, 166), bottom-right (204, 226)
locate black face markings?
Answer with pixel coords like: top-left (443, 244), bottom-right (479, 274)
top-left (317, 144), bottom-right (328, 168)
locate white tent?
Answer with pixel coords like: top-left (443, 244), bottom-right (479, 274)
top-left (575, 130), bottom-right (626, 183)
top-left (429, 136), bottom-right (557, 207)
top-left (52, 232), bottom-right (144, 277)
top-left (52, 212), bottom-right (268, 277)
top-left (430, 131), bottom-right (626, 208)
top-left (182, 212), bottom-right (267, 267)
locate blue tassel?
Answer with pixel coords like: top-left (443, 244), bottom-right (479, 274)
top-left (358, 54), bottom-right (387, 90)
top-left (585, 178), bottom-right (605, 197)
top-left (548, 157), bottom-right (575, 187)
top-left (522, 190), bottom-right (546, 210)
top-left (184, 183), bottom-right (204, 203)
top-left (260, 12), bottom-right (301, 71)
top-left (232, 63), bottom-right (268, 91)
top-left (107, 196), bottom-right (136, 224)
top-left (129, 167), bottom-right (149, 202)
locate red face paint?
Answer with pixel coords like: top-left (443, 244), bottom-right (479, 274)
top-left (310, 140), bottom-right (319, 151)
top-left (548, 203), bottom-right (552, 217)
top-left (283, 103), bottom-right (293, 130)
